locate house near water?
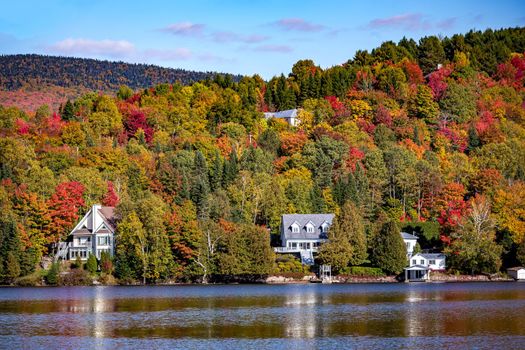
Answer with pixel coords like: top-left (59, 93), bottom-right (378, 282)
top-left (507, 267), bottom-right (525, 280)
top-left (55, 204), bottom-right (116, 261)
top-left (274, 213), bottom-right (334, 265)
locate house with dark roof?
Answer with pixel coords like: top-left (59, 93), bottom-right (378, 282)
top-left (263, 109), bottom-right (299, 127)
top-left (276, 213), bottom-right (334, 265)
top-left (55, 204), bottom-right (116, 261)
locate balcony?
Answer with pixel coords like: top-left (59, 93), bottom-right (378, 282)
top-left (274, 246), bottom-right (319, 253)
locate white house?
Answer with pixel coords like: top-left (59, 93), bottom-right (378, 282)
top-left (507, 267), bottom-right (525, 280)
top-left (263, 109), bottom-right (299, 127)
top-left (275, 213), bottom-right (334, 265)
top-left (401, 232), bottom-right (418, 259)
top-left (405, 253), bottom-right (446, 282)
top-left (55, 204), bottom-right (116, 261)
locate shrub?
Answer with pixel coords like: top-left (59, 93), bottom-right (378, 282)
top-left (45, 262), bottom-right (60, 285)
top-left (344, 266), bottom-right (385, 277)
top-left (59, 269), bottom-right (92, 286)
top-left (14, 272), bottom-right (43, 286)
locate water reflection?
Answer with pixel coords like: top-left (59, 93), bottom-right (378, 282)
top-left (284, 288), bottom-right (318, 338)
top-left (0, 283), bottom-right (524, 349)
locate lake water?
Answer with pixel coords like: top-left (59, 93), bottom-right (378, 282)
top-left (1, 282), bottom-right (524, 349)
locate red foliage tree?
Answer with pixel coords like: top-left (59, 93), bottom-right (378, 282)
top-left (399, 60), bottom-right (424, 85)
top-left (15, 118), bottom-right (30, 135)
top-left (47, 181), bottom-right (85, 244)
top-left (427, 65), bottom-right (453, 100)
top-left (124, 110), bottom-right (154, 143)
top-left (46, 112), bottom-right (65, 136)
top-left (102, 181), bottom-right (119, 207)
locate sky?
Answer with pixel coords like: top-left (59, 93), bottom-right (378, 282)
top-left (0, 0), bottom-right (524, 79)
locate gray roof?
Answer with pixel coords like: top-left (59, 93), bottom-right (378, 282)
top-left (507, 267), bottom-right (525, 271)
top-left (281, 213), bottom-right (334, 240)
top-left (401, 232), bottom-right (418, 240)
top-left (413, 253), bottom-right (446, 259)
top-left (264, 109), bottom-right (298, 120)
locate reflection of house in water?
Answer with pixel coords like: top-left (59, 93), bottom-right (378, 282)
top-left (404, 287), bottom-right (444, 338)
top-left (283, 289), bottom-right (319, 339)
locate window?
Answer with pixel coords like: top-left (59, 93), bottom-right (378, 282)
top-left (291, 224), bottom-right (299, 233)
top-left (290, 242), bottom-right (297, 249)
top-left (429, 259), bottom-right (436, 265)
top-left (406, 242), bottom-right (410, 249)
top-left (98, 236), bottom-right (109, 245)
top-left (306, 225), bottom-right (314, 233)
top-left (420, 259), bottom-right (425, 265)
top-left (412, 259), bottom-right (416, 265)
top-left (79, 237), bottom-right (90, 246)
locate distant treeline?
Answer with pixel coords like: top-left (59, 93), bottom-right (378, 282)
top-left (0, 54), bottom-right (242, 91)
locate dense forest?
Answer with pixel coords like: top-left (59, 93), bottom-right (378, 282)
top-left (0, 27), bottom-right (525, 285)
top-left (0, 54), bottom-right (237, 91)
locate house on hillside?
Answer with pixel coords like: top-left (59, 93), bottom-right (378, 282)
top-left (275, 213), bottom-right (334, 265)
top-left (404, 253), bottom-right (446, 282)
top-left (401, 232), bottom-right (419, 259)
top-left (55, 204), bottom-right (116, 261)
top-left (263, 109), bottom-right (299, 127)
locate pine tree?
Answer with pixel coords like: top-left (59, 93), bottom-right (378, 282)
top-left (62, 100), bottom-right (75, 121)
top-left (369, 220), bottom-right (407, 274)
top-left (86, 253), bottom-right (98, 274)
top-left (5, 252), bottom-right (20, 283)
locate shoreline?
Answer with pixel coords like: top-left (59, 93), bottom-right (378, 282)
top-left (1, 273), bottom-right (516, 287)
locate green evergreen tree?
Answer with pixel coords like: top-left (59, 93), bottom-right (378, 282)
top-left (369, 220), bottom-right (407, 274)
top-left (62, 100), bottom-right (75, 121)
top-left (45, 262), bottom-right (60, 285)
top-left (5, 252), bottom-right (21, 283)
top-left (86, 253), bottom-right (98, 274)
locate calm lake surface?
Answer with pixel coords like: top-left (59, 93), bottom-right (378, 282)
top-left (1, 283), bottom-right (525, 349)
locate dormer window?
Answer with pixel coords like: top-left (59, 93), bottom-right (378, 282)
top-left (305, 222), bottom-right (314, 233)
top-left (291, 223), bottom-right (300, 233)
top-left (321, 222), bottom-right (329, 233)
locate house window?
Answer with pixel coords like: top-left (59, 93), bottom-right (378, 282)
top-left (290, 242), bottom-right (297, 249)
top-left (79, 237), bottom-right (90, 245)
top-left (420, 259), bottom-right (425, 265)
top-left (98, 236), bottom-right (109, 245)
top-left (306, 225), bottom-right (314, 233)
top-left (429, 259), bottom-right (436, 265)
top-left (406, 242), bottom-right (411, 249)
top-left (412, 259), bottom-right (416, 265)
top-left (291, 225), bottom-right (299, 233)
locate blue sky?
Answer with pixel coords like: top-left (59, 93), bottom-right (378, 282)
top-left (0, 0), bottom-right (523, 78)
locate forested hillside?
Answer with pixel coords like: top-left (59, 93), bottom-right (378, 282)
top-left (1, 27), bottom-right (525, 285)
top-left (0, 54), bottom-right (237, 91)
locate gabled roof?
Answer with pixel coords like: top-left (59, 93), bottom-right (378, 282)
top-left (70, 205), bottom-right (116, 236)
top-left (412, 253), bottom-right (446, 260)
top-left (97, 207), bottom-right (116, 231)
top-left (263, 109), bottom-right (298, 120)
top-left (282, 213), bottom-right (334, 240)
top-left (401, 232), bottom-right (418, 240)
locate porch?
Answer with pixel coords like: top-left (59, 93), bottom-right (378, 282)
top-left (405, 265), bottom-right (431, 282)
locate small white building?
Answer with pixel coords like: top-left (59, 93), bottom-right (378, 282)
top-left (263, 109), bottom-right (299, 127)
top-left (405, 253), bottom-right (446, 282)
top-left (275, 213), bottom-right (334, 265)
top-left (401, 232), bottom-right (418, 259)
top-left (507, 267), bottom-right (525, 280)
top-left (55, 204), bottom-right (116, 261)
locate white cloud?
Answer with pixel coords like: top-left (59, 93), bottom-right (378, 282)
top-left (49, 38), bottom-right (135, 57)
